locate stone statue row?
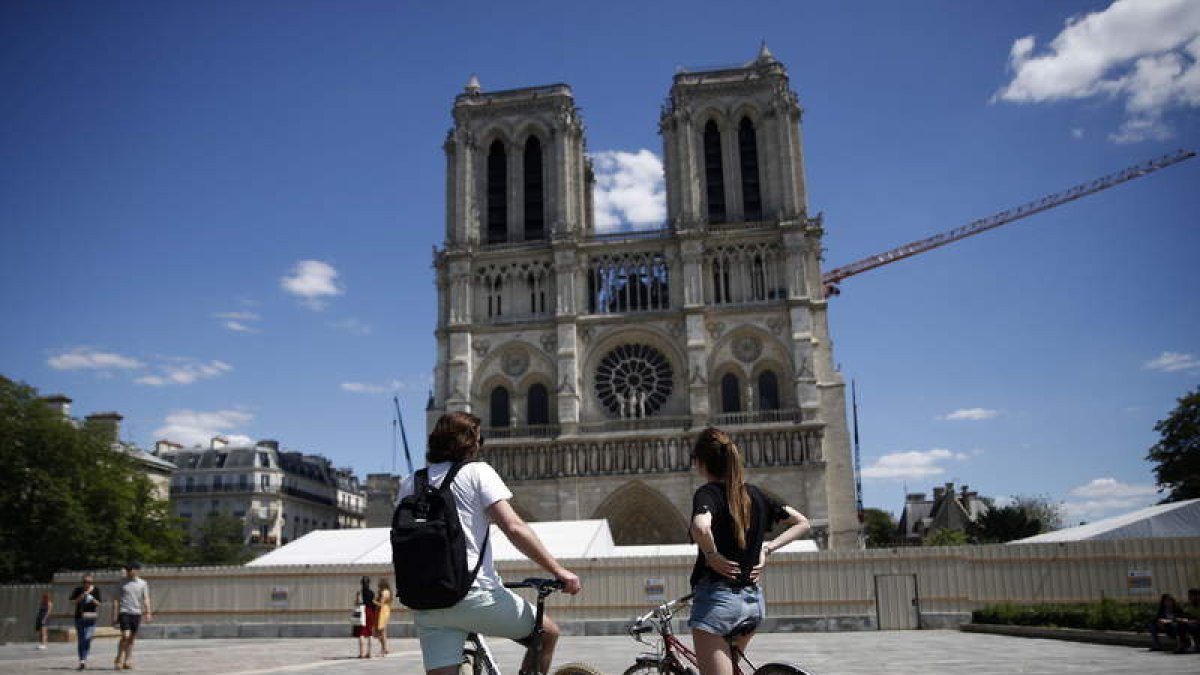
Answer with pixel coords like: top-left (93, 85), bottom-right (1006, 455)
top-left (615, 389), bottom-right (649, 419)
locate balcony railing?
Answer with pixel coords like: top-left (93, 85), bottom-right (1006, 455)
top-left (171, 483), bottom-right (281, 495)
top-left (711, 408), bottom-right (803, 427)
top-left (482, 424), bottom-right (561, 440)
top-left (577, 415), bottom-right (693, 434)
top-left (485, 426), bottom-right (823, 482)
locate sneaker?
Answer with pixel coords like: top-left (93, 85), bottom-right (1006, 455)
top-left (36, 644), bottom-right (47, 650)
top-left (77, 663), bottom-right (86, 671)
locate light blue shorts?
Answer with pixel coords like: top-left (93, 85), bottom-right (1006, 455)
top-left (687, 580), bottom-right (766, 637)
top-left (413, 586), bottom-right (537, 671)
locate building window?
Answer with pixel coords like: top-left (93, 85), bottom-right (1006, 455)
top-left (587, 251), bottom-right (670, 314)
top-left (490, 386), bottom-right (511, 428)
top-left (594, 343), bottom-right (674, 417)
top-left (527, 383), bottom-right (549, 425)
top-left (487, 140), bottom-right (508, 244)
top-left (757, 370), bottom-right (780, 411)
top-left (258, 452), bottom-right (270, 468)
top-left (738, 117), bottom-right (761, 221)
top-left (260, 474), bottom-right (271, 490)
top-left (524, 136), bottom-right (544, 241)
top-left (704, 120), bottom-right (725, 223)
top-left (721, 373), bottom-right (742, 413)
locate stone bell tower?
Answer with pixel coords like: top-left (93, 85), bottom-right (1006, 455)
top-left (429, 48), bottom-right (861, 550)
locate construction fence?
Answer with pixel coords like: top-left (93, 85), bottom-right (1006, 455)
top-left (2, 537), bottom-right (1197, 641)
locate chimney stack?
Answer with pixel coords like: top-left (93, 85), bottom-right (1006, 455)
top-left (211, 436), bottom-right (228, 450)
top-left (84, 412), bottom-right (123, 444)
top-left (42, 394), bottom-right (73, 419)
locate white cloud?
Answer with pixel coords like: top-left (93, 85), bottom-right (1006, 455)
top-left (214, 311), bottom-right (261, 333)
top-left (938, 408), bottom-right (1000, 421)
top-left (993, 0), bottom-right (1200, 142)
top-left (330, 317), bottom-right (372, 336)
top-left (1143, 350), bottom-right (1200, 373)
top-left (47, 347), bottom-right (143, 371)
top-left (591, 149), bottom-right (667, 233)
top-left (136, 359), bottom-right (232, 387)
top-left (861, 448), bottom-right (969, 480)
top-left (1070, 127), bottom-right (1085, 139)
top-left (1062, 477), bottom-right (1159, 522)
top-left (281, 260), bottom-right (343, 310)
top-left (340, 378), bottom-right (408, 394)
top-left (153, 409), bottom-right (254, 448)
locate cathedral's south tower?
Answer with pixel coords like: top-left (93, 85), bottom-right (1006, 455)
top-left (429, 50), bottom-right (861, 550)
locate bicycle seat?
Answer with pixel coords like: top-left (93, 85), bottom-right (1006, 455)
top-left (726, 618), bottom-right (760, 638)
top-left (504, 577), bottom-right (563, 593)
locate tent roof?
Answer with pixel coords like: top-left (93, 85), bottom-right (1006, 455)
top-left (247, 519), bottom-right (816, 566)
top-left (1009, 498), bottom-right (1200, 544)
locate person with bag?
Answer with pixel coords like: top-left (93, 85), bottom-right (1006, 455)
top-left (392, 412), bottom-right (581, 675)
top-left (68, 573), bottom-right (101, 670)
top-left (352, 577), bottom-right (376, 658)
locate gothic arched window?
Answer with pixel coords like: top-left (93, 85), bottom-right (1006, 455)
top-left (490, 386), bottom-right (511, 428)
top-left (738, 117), bottom-right (762, 221)
top-left (527, 383), bottom-right (549, 425)
top-left (757, 370), bottom-right (780, 411)
top-left (703, 120), bottom-right (725, 223)
top-left (720, 373), bottom-right (741, 413)
top-left (524, 137), bottom-right (544, 241)
top-left (487, 140), bottom-right (508, 244)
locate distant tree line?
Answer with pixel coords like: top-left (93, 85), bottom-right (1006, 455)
top-left (0, 377), bottom-right (251, 583)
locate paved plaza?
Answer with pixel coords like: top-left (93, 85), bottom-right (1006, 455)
top-left (1, 631), bottom-right (1197, 674)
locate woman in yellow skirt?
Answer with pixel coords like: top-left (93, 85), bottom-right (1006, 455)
top-left (373, 579), bottom-right (393, 657)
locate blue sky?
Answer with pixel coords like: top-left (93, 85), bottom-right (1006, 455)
top-left (2, 0), bottom-right (1197, 526)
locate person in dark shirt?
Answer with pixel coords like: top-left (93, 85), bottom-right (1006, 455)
top-left (687, 427), bottom-right (811, 675)
top-left (354, 576), bottom-right (376, 658)
top-left (68, 573), bottom-right (102, 670)
top-left (1150, 593), bottom-right (1182, 651)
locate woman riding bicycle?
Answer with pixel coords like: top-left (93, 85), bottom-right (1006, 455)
top-left (688, 427), bottom-right (810, 675)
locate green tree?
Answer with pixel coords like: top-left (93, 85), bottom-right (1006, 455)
top-left (969, 504), bottom-right (1044, 543)
top-left (189, 513), bottom-right (254, 565)
top-left (0, 377), bottom-right (186, 582)
top-left (1146, 387), bottom-right (1200, 503)
top-left (1010, 494), bottom-right (1063, 532)
top-left (924, 528), bottom-right (968, 546)
top-left (862, 508), bottom-right (897, 548)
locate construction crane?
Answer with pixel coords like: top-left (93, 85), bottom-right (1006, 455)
top-left (822, 149), bottom-right (1196, 296)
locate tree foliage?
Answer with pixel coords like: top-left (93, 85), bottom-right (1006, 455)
top-left (862, 508), bottom-right (897, 548)
top-left (1146, 387), bottom-right (1200, 503)
top-left (1009, 494), bottom-right (1063, 532)
top-left (0, 378), bottom-right (186, 582)
top-left (188, 513), bottom-right (254, 566)
top-left (925, 528), bottom-right (968, 546)
top-left (969, 504), bottom-right (1044, 543)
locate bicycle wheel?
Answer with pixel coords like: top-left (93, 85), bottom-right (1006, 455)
top-left (553, 663), bottom-right (606, 675)
top-left (752, 662), bottom-right (813, 675)
top-left (622, 661), bottom-right (691, 674)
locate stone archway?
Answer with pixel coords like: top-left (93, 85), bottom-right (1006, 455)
top-left (593, 480), bottom-right (689, 545)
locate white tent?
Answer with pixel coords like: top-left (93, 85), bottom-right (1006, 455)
top-left (1009, 498), bottom-right (1200, 544)
top-left (247, 519), bottom-right (817, 566)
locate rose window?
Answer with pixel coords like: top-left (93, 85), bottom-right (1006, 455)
top-left (594, 344), bottom-right (673, 417)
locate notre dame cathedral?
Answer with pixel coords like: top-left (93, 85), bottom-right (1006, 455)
top-left (428, 47), bottom-right (860, 550)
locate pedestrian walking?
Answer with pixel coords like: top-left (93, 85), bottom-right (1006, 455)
top-left (68, 573), bottom-right (101, 670)
top-left (374, 578), bottom-right (393, 657)
top-left (353, 577), bottom-right (375, 658)
top-left (112, 562), bottom-right (152, 670)
top-left (34, 591), bottom-right (52, 650)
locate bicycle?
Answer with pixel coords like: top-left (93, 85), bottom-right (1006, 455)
top-left (624, 593), bottom-right (812, 675)
top-left (460, 577), bottom-right (602, 675)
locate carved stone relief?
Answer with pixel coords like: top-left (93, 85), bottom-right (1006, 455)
top-left (732, 335), bottom-right (763, 363)
top-left (540, 333), bottom-right (557, 354)
top-left (473, 340), bottom-right (491, 357)
top-left (501, 348), bottom-right (530, 377)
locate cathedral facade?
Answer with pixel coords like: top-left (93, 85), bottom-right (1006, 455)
top-left (429, 48), bottom-right (860, 550)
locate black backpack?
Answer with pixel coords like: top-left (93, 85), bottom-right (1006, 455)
top-left (391, 462), bottom-right (489, 610)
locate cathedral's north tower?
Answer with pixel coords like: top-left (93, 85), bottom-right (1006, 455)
top-left (430, 48), bottom-right (861, 550)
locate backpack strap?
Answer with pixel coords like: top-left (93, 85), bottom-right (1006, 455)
top-left (436, 461), bottom-right (491, 585)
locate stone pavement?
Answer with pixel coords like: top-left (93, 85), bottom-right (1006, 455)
top-left (1, 631), bottom-right (1197, 674)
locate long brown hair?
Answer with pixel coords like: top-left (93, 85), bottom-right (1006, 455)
top-left (693, 427), bottom-right (750, 550)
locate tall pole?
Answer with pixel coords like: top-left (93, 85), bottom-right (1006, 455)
top-left (851, 379), bottom-right (864, 524)
top-left (393, 396), bottom-right (414, 476)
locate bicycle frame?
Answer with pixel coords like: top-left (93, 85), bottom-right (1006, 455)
top-left (628, 593), bottom-right (769, 675)
top-left (462, 578), bottom-right (562, 675)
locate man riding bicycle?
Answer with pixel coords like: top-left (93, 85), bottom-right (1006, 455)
top-left (397, 412), bottom-right (582, 675)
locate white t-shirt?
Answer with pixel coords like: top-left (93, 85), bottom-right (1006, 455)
top-left (396, 461), bottom-right (511, 591)
top-left (116, 577), bottom-right (149, 615)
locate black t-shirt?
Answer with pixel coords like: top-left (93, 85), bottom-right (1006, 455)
top-left (360, 588), bottom-right (375, 607)
top-left (69, 586), bottom-right (102, 619)
top-left (690, 481), bottom-right (787, 588)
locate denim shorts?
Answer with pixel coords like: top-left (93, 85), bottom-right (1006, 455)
top-left (687, 580), bottom-right (766, 637)
top-left (413, 586), bottom-right (536, 671)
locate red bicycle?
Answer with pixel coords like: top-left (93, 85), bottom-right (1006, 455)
top-left (624, 593), bottom-right (811, 675)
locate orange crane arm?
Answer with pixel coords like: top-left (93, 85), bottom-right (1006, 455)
top-left (822, 149), bottom-right (1196, 294)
